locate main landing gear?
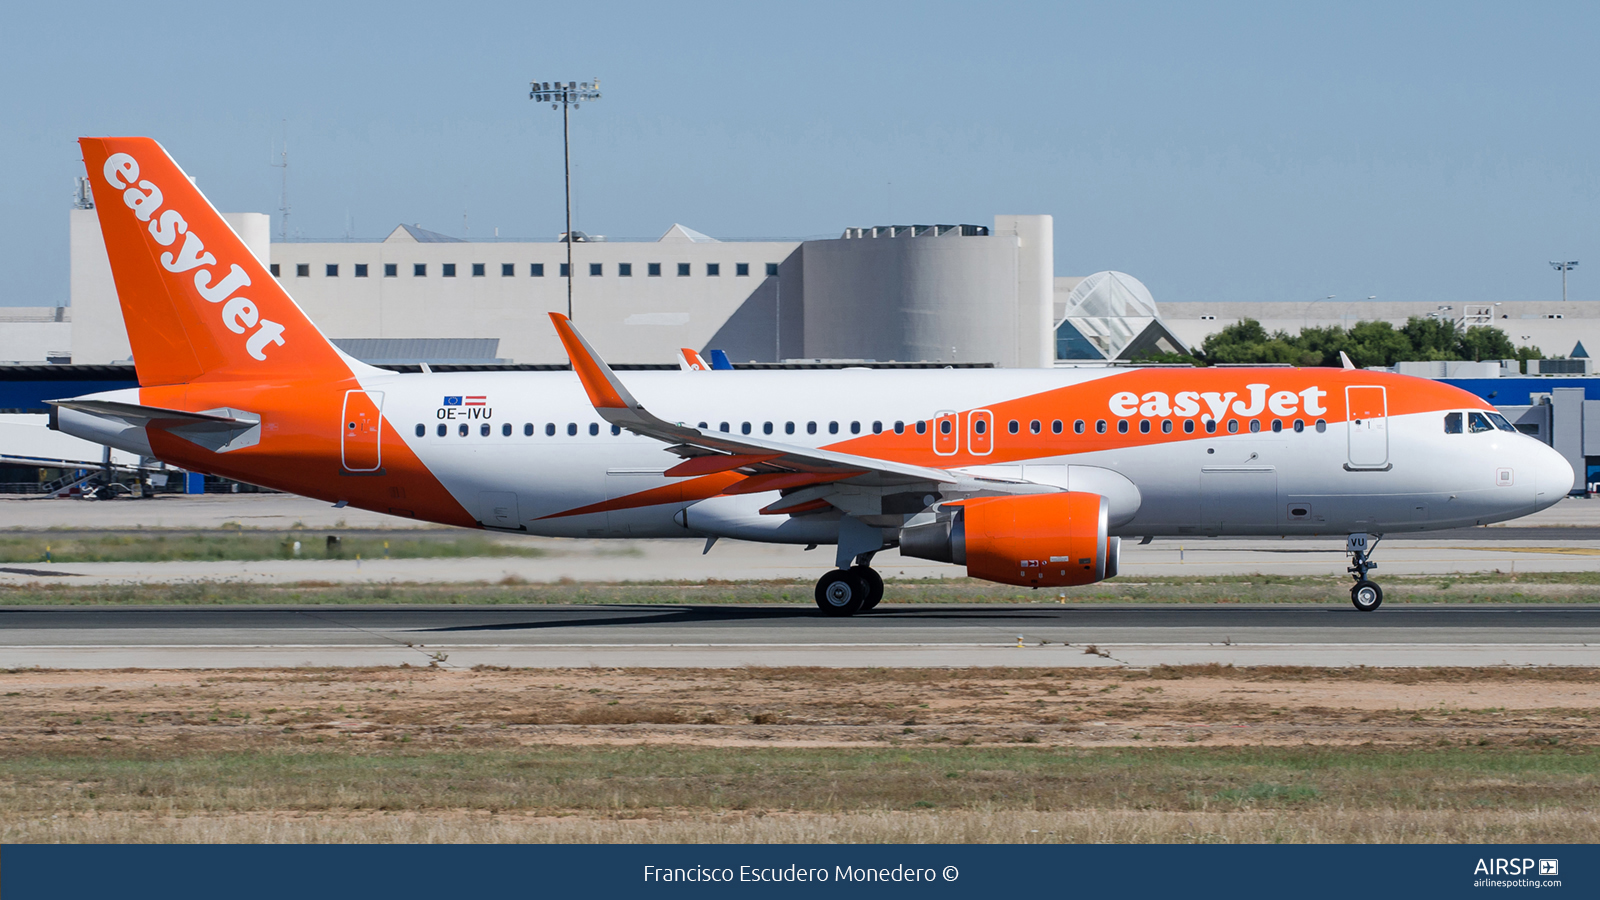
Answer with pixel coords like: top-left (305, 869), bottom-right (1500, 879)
top-left (815, 562), bottom-right (884, 617)
top-left (1347, 533), bottom-right (1383, 612)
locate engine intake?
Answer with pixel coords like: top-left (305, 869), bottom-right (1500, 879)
top-left (899, 491), bottom-right (1119, 587)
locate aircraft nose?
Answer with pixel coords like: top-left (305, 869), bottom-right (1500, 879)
top-left (1531, 440), bottom-right (1576, 512)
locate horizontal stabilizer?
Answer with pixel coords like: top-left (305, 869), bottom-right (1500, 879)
top-left (49, 399), bottom-right (259, 428)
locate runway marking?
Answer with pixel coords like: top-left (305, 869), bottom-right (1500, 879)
top-left (1473, 546), bottom-right (1600, 556)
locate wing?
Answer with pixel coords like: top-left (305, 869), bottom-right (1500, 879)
top-left (548, 313), bottom-right (987, 517)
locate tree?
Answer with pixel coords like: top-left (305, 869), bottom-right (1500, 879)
top-left (1190, 317), bottom-right (1539, 368)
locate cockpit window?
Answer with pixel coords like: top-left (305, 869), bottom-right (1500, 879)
top-left (1467, 411), bottom-right (1494, 433)
top-left (1444, 412), bottom-right (1463, 434)
top-left (1488, 412), bottom-right (1517, 433)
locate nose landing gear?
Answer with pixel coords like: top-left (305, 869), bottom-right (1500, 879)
top-left (1347, 533), bottom-right (1383, 612)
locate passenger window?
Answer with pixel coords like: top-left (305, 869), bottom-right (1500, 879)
top-left (589, 423), bottom-right (600, 436)
top-left (1444, 412), bottom-right (1463, 434)
top-left (1205, 420), bottom-right (1217, 434)
top-left (872, 421), bottom-right (882, 434)
top-left (829, 421), bottom-right (840, 434)
top-left (546, 423), bottom-right (556, 436)
top-left (916, 421), bottom-right (926, 435)
top-left (1315, 419), bottom-right (1326, 432)
top-left (1161, 420), bottom-right (1173, 434)
top-left (437, 424), bottom-right (447, 437)
top-left (524, 423), bottom-right (534, 436)
top-left (459, 424), bottom-right (469, 437)
top-left (786, 422), bottom-right (795, 434)
top-left (939, 419), bottom-right (951, 435)
top-left (1292, 419), bottom-right (1304, 433)
top-left (1183, 420), bottom-right (1195, 434)
top-left (1270, 419), bottom-right (1281, 433)
top-left (567, 423), bottom-right (577, 436)
top-left (894, 421), bottom-right (905, 434)
top-left (502, 423), bottom-right (512, 437)
top-left (698, 422), bottom-right (708, 429)
top-left (1074, 420), bottom-right (1085, 434)
top-left (764, 422), bottom-right (773, 435)
top-left (1030, 420), bottom-right (1041, 434)
top-left (808, 422), bottom-right (818, 435)
top-left (741, 422), bottom-right (751, 435)
top-left (1249, 420), bottom-right (1260, 433)
top-left (850, 421), bottom-right (860, 434)
top-left (1008, 420), bottom-right (1019, 434)
top-left (481, 424), bottom-right (491, 437)
top-left (1468, 411), bottom-right (1494, 433)
top-left (612, 424), bottom-right (622, 436)
top-left (1095, 420), bottom-right (1107, 434)
top-left (1117, 420), bottom-right (1129, 434)
top-left (1227, 420), bottom-right (1239, 433)
top-left (1052, 420), bottom-right (1063, 434)
top-left (973, 418), bottom-right (987, 435)
top-left (1139, 420), bottom-right (1150, 434)
top-left (415, 424), bottom-right (425, 437)
top-left (1488, 412), bottom-right (1517, 433)
top-left (719, 422), bottom-right (730, 432)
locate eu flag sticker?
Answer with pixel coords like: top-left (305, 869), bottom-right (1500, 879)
top-left (443, 396), bottom-right (463, 406)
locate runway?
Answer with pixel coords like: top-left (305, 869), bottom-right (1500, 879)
top-left (3, 603), bottom-right (1596, 669)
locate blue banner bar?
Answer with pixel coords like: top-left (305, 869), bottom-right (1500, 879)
top-left (3, 843), bottom-right (1593, 899)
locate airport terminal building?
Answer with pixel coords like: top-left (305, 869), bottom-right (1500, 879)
top-left (41, 194), bottom-right (1193, 369)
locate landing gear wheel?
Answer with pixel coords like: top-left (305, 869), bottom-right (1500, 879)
top-left (1350, 580), bottom-right (1383, 612)
top-left (815, 569), bottom-right (868, 617)
top-left (852, 566), bottom-right (884, 611)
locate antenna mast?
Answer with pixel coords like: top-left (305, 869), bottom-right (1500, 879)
top-left (271, 122), bottom-right (290, 242)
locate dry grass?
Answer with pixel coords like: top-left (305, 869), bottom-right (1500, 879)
top-left (8, 808), bottom-right (1598, 845)
top-left (0, 665), bottom-right (1594, 843)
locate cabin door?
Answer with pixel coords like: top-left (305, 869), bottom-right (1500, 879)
top-left (1346, 386), bottom-right (1389, 468)
top-left (340, 390), bottom-right (384, 472)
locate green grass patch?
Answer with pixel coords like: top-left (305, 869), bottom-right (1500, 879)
top-left (0, 532), bottom-right (543, 564)
top-left (1, 745), bottom-right (1591, 815)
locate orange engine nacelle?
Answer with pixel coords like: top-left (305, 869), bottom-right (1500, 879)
top-left (898, 492), bottom-right (1120, 587)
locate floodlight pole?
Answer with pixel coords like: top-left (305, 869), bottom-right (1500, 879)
top-left (1550, 260), bottom-right (1579, 302)
top-left (531, 78), bottom-right (601, 320)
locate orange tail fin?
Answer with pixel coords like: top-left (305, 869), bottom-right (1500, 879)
top-left (79, 137), bottom-right (353, 387)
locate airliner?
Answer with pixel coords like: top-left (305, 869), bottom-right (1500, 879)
top-left (51, 137), bottom-right (1574, 614)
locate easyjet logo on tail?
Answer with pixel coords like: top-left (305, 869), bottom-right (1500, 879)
top-left (1109, 384), bottom-right (1328, 421)
top-left (101, 152), bottom-right (286, 362)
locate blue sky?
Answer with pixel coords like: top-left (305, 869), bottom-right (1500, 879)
top-left (2, 1), bottom-right (1596, 307)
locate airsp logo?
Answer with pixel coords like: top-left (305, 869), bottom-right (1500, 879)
top-left (1473, 858), bottom-right (1544, 876)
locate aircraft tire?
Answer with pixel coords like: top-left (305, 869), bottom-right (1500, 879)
top-left (853, 566), bottom-right (884, 610)
top-left (1350, 580), bottom-right (1383, 612)
top-left (815, 569), bottom-right (868, 617)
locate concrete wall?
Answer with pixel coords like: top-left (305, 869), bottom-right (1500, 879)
top-left (263, 236), bottom-right (800, 365)
top-left (63, 208), bottom-right (1058, 367)
top-left (0, 309), bottom-right (70, 364)
top-left (800, 221), bottom-right (1048, 366)
top-left (995, 215), bottom-right (1054, 368)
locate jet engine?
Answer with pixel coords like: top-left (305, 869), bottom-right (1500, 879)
top-left (898, 491), bottom-right (1120, 587)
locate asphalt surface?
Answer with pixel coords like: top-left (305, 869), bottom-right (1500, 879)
top-left (3, 603), bottom-right (1596, 669)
